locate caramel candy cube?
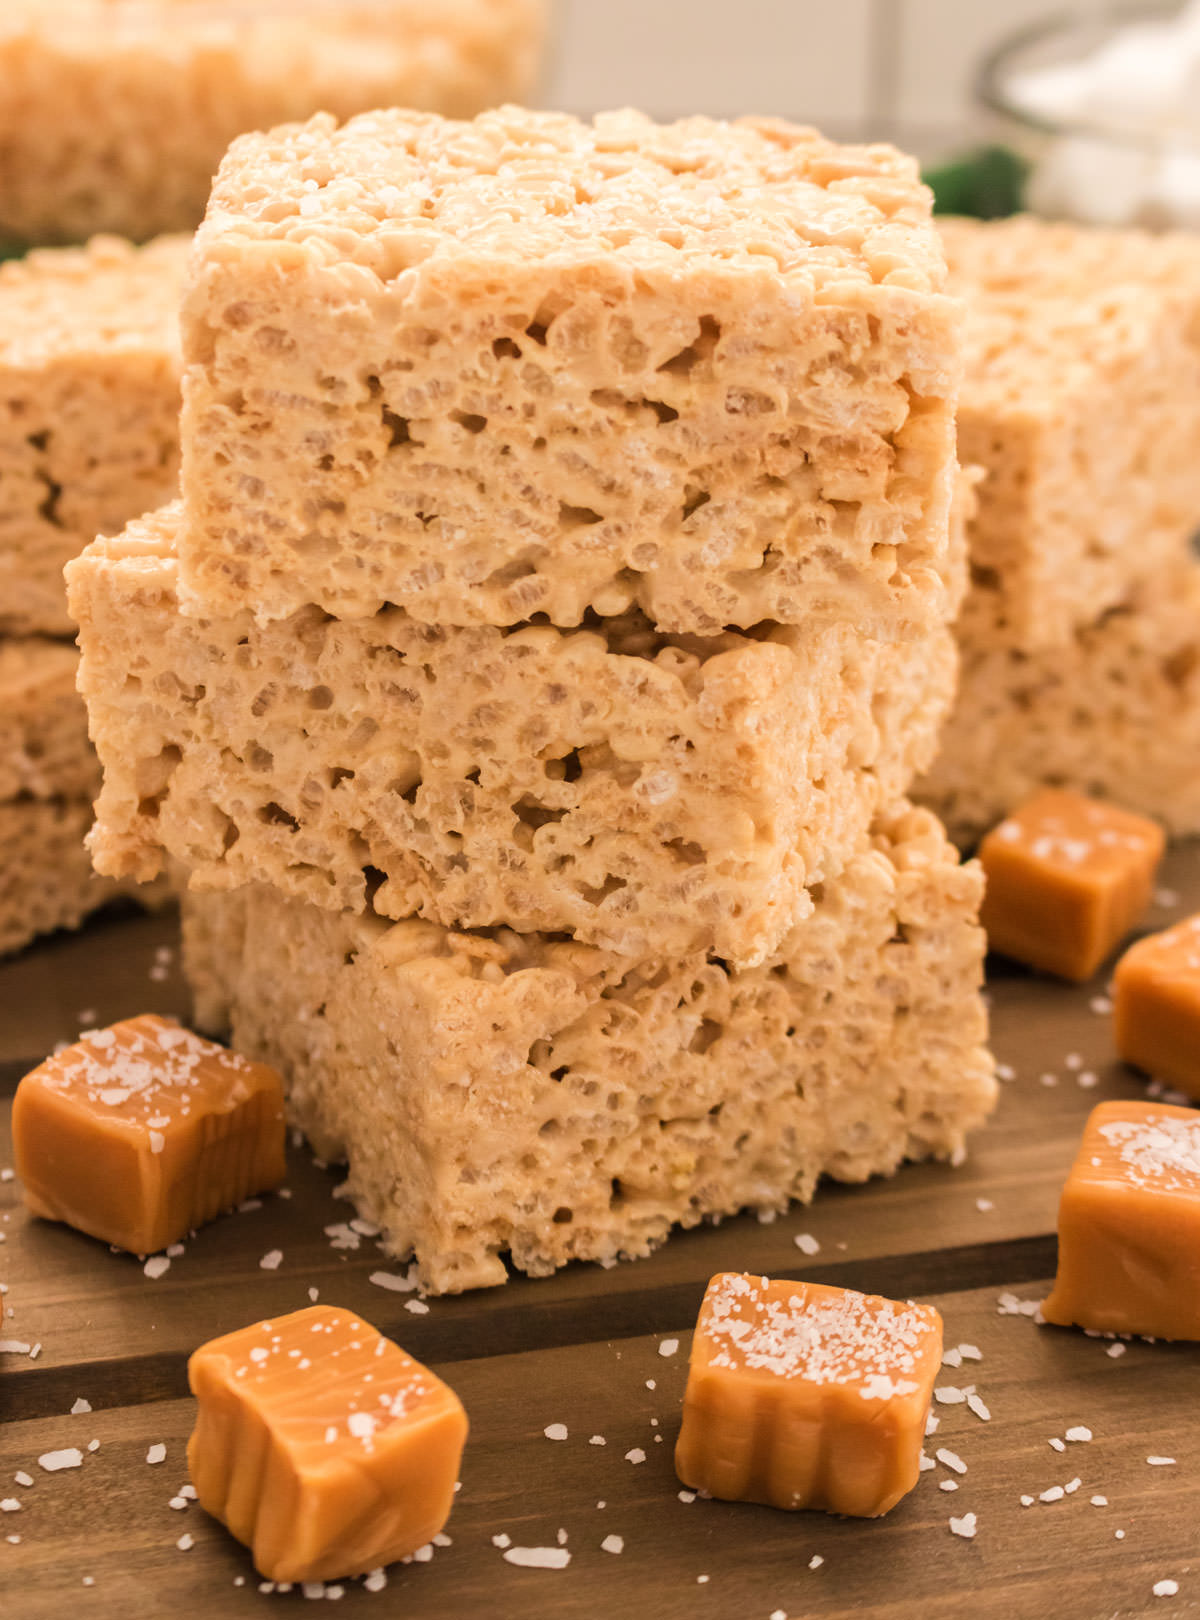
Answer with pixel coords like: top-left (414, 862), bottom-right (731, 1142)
top-left (188, 1305), bottom-right (467, 1582)
top-left (675, 1273), bottom-right (942, 1518)
top-left (12, 1014), bottom-right (285, 1254)
top-left (978, 789), bottom-right (1164, 981)
top-left (1042, 1100), bottom-right (1200, 1340)
top-left (1114, 917), bottom-right (1200, 1099)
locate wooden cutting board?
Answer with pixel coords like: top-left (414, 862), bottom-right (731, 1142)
top-left (3, 855), bottom-right (1199, 1620)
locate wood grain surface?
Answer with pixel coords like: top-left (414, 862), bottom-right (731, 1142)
top-left (3, 854), bottom-right (1199, 1619)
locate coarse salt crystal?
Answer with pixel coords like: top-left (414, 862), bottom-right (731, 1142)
top-left (259, 1249), bottom-right (283, 1271)
top-left (404, 1299), bottom-right (430, 1315)
top-left (1049, 1437), bottom-right (1066, 1452)
top-left (0, 1501), bottom-right (20, 1513)
top-left (1147, 1456), bottom-right (1176, 1466)
top-left (658, 1339), bottom-right (679, 1358)
top-left (502, 1547), bottom-right (571, 1570)
top-left (146, 1444), bottom-right (166, 1465)
top-left (589, 1435), bottom-right (606, 1446)
top-left (809, 1555), bottom-right (824, 1570)
top-left (601, 1535), bottom-right (624, 1554)
top-left (14, 1473), bottom-right (32, 1488)
top-left (491, 1533), bottom-right (511, 1548)
top-left (1020, 1495), bottom-right (1034, 1507)
top-left (939, 1480), bottom-right (958, 1492)
top-left (625, 1448), bottom-right (646, 1465)
top-left (936, 1449), bottom-right (967, 1474)
top-left (967, 1394), bottom-right (991, 1422)
top-left (70, 1398), bottom-right (91, 1415)
top-left (1092, 1495), bottom-right (1109, 1506)
top-left (678, 1491), bottom-right (696, 1503)
top-left (368, 1271), bottom-right (417, 1293)
top-left (143, 1256), bottom-right (170, 1280)
top-left (793, 1233), bottom-right (820, 1255)
top-left (949, 1514), bottom-right (977, 1539)
top-left (176, 1534), bottom-right (194, 1551)
top-left (1153, 1580), bottom-right (1179, 1597)
top-left (544, 1424), bottom-right (568, 1442)
top-left (1040, 1486), bottom-right (1064, 1503)
top-left (934, 1386), bottom-right (966, 1405)
top-left (1107, 1343), bottom-right (1126, 1358)
top-left (363, 1571), bottom-right (387, 1593)
top-left (1066, 1426), bottom-right (1093, 1442)
top-left (39, 1450), bottom-right (82, 1472)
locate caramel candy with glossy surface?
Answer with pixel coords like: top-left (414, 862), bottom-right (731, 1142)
top-left (1114, 917), bottom-right (1200, 1099)
top-left (12, 1014), bottom-right (285, 1254)
top-left (979, 789), bottom-right (1163, 981)
top-left (1043, 1100), bottom-right (1200, 1340)
top-left (675, 1273), bottom-right (942, 1517)
top-left (188, 1305), bottom-right (468, 1582)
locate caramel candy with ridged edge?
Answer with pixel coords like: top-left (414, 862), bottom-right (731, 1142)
top-left (187, 1305), bottom-right (468, 1583)
top-left (1114, 916), bottom-right (1200, 1100)
top-left (675, 1273), bottom-right (942, 1517)
top-left (12, 1014), bottom-right (285, 1254)
top-left (1043, 1100), bottom-right (1200, 1341)
top-left (978, 788), bottom-right (1163, 981)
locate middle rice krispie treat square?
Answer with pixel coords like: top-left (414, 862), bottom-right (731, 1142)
top-left (68, 506), bottom-right (957, 967)
top-left (181, 803), bottom-right (996, 1293)
top-left (176, 106), bottom-right (963, 635)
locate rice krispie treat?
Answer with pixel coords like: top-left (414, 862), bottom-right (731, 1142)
top-left (0, 638), bottom-right (96, 801)
top-left (70, 506), bottom-right (957, 967)
top-left (177, 106), bottom-right (963, 634)
top-left (0, 1), bottom-right (547, 245)
top-left (943, 215), bottom-right (1200, 651)
top-left (0, 235), bottom-right (188, 636)
top-left (0, 799), bottom-right (131, 956)
top-left (183, 802), bottom-right (996, 1293)
top-left (917, 565), bottom-right (1200, 846)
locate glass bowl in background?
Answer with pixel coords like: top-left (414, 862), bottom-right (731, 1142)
top-left (0, 0), bottom-right (549, 246)
top-left (977, 2), bottom-right (1200, 227)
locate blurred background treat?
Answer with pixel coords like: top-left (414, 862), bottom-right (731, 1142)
top-left (0, 0), bottom-right (548, 245)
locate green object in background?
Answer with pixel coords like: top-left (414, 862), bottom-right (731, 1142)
top-left (924, 145), bottom-right (1029, 219)
top-left (0, 242), bottom-right (24, 263)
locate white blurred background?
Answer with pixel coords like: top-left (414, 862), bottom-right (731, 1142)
top-left (546, 0), bottom-right (1116, 160)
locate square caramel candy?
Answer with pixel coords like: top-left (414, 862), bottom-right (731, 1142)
top-left (675, 1273), bottom-right (942, 1518)
top-left (12, 1014), bottom-right (285, 1254)
top-left (1042, 1100), bottom-right (1200, 1340)
top-left (1114, 916), bottom-right (1200, 1099)
top-left (188, 1305), bottom-right (468, 1582)
top-left (978, 789), bottom-right (1164, 981)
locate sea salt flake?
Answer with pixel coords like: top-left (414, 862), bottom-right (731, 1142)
top-left (966, 1394), bottom-right (991, 1421)
top-left (793, 1233), bottom-right (820, 1255)
top-left (601, 1534), bottom-right (624, 1555)
top-left (625, 1448), bottom-right (646, 1464)
top-left (589, 1435), bottom-right (606, 1446)
top-left (678, 1491), bottom-right (696, 1503)
top-left (544, 1424), bottom-right (568, 1442)
top-left (1107, 1343), bottom-right (1126, 1358)
top-left (14, 1473), bottom-right (32, 1488)
top-left (143, 1256), bottom-right (170, 1280)
top-left (1153, 1580), bottom-right (1180, 1597)
top-left (1147, 1456), bottom-right (1176, 1466)
top-left (949, 1513), bottom-right (977, 1539)
top-left (0, 1501), bottom-right (20, 1512)
top-left (39, 1450), bottom-right (82, 1472)
top-left (363, 1570), bottom-right (387, 1592)
top-left (809, 1555), bottom-right (824, 1570)
top-left (1092, 1495), bottom-right (1109, 1506)
top-left (658, 1339), bottom-right (679, 1358)
top-left (1049, 1437), bottom-right (1066, 1452)
top-left (404, 1299), bottom-right (430, 1315)
top-left (491, 1534), bottom-right (511, 1549)
top-left (176, 1534), bottom-right (194, 1551)
top-left (1066, 1426), bottom-right (1093, 1443)
top-left (368, 1271), bottom-right (417, 1294)
top-left (936, 1449), bottom-right (967, 1475)
top-left (1040, 1486), bottom-right (1065, 1503)
top-left (259, 1249), bottom-right (283, 1271)
top-left (934, 1386), bottom-right (966, 1405)
top-left (70, 1398), bottom-right (91, 1415)
top-left (146, 1444), bottom-right (167, 1465)
top-left (502, 1546), bottom-right (571, 1570)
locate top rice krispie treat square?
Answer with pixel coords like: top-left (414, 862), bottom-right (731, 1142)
top-left (178, 106), bottom-right (963, 633)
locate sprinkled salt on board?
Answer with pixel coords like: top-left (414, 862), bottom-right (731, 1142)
top-left (543, 1424), bottom-right (568, 1441)
top-left (949, 1514), bottom-right (977, 1539)
top-left (38, 1450), bottom-right (82, 1472)
top-left (502, 1546), bottom-right (571, 1570)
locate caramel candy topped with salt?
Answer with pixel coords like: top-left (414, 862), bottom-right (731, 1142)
top-left (1114, 916), bottom-right (1200, 1099)
top-left (1043, 1100), bottom-right (1200, 1340)
top-left (979, 789), bottom-right (1163, 981)
top-left (12, 1014), bottom-right (285, 1254)
top-left (188, 1305), bottom-right (467, 1583)
top-left (675, 1273), bottom-right (942, 1518)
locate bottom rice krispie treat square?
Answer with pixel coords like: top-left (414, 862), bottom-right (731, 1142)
top-left (182, 802), bottom-right (996, 1293)
top-left (917, 564), bottom-right (1200, 846)
top-left (0, 638), bottom-right (97, 802)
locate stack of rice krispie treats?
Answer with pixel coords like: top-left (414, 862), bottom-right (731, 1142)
top-left (917, 216), bottom-right (1200, 843)
top-left (0, 234), bottom-right (188, 954)
top-left (70, 107), bottom-right (996, 1292)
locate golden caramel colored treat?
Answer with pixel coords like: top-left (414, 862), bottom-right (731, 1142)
top-left (978, 790), bottom-right (1164, 982)
top-left (177, 106), bottom-right (962, 635)
top-left (13, 1015), bottom-right (286, 1254)
top-left (0, 1), bottom-right (547, 244)
top-left (942, 216), bottom-right (1200, 652)
top-left (70, 506), bottom-right (957, 969)
top-left (1114, 919), bottom-right (1200, 1099)
top-left (188, 1306), bottom-right (468, 1583)
top-left (1042, 1101), bottom-right (1200, 1340)
top-left (917, 563), bottom-right (1200, 846)
top-left (0, 235), bottom-right (188, 636)
top-left (676, 1273), bottom-right (942, 1517)
top-left (182, 803), bottom-right (996, 1294)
